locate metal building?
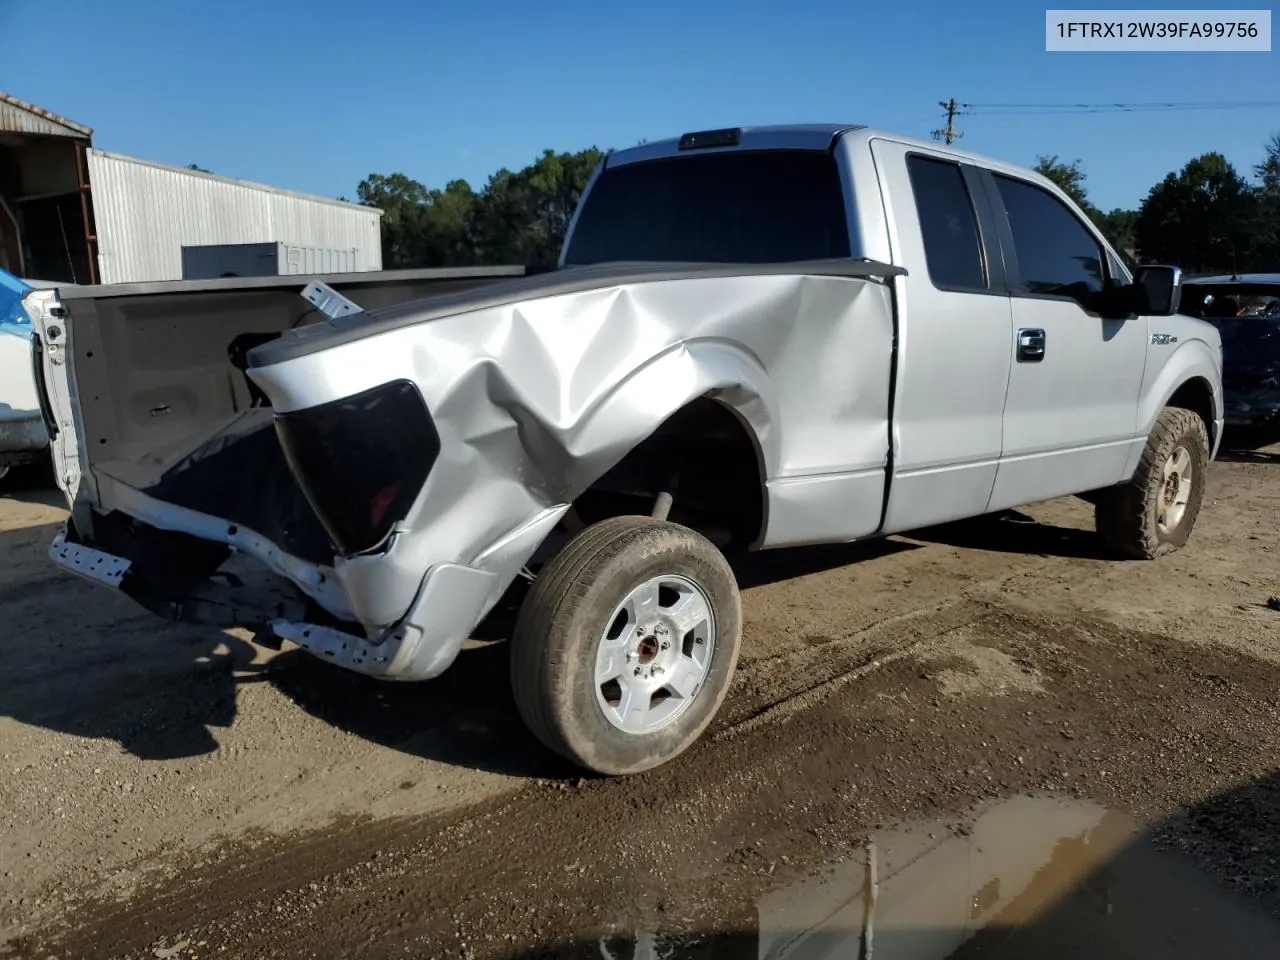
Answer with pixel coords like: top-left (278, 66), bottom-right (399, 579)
top-left (0, 91), bottom-right (96, 282)
top-left (87, 151), bottom-right (382, 282)
top-left (0, 91), bottom-right (384, 285)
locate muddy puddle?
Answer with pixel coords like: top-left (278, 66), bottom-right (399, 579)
top-left (602, 795), bottom-right (1280, 960)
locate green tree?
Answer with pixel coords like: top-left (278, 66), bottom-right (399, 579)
top-left (1256, 133), bottom-right (1280, 192)
top-left (355, 174), bottom-right (480, 269)
top-left (428, 180), bottom-right (481, 265)
top-left (1097, 208), bottom-right (1138, 264)
top-left (358, 146), bottom-right (603, 269)
top-left (1135, 153), bottom-right (1259, 274)
top-left (1253, 134), bottom-right (1280, 266)
top-left (1034, 155), bottom-right (1096, 216)
top-left (356, 172), bottom-right (434, 269)
top-left (470, 148), bottom-right (604, 266)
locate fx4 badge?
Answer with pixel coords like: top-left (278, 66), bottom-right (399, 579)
top-left (1151, 333), bottom-right (1179, 345)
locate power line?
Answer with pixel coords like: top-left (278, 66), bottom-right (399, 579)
top-left (963, 99), bottom-right (1280, 115)
top-left (932, 98), bottom-right (965, 145)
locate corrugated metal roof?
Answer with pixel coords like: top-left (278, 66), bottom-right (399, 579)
top-left (0, 91), bottom-right (92, 139)
top-left (87, 150), bottom-right (384, 283)
top-left (89, 149), bottom-right (382, 213)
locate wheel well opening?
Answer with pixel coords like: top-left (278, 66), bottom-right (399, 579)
top-left (1167, 378), bottom-right (1216, 447)
top-left (572, 397), bottom-right (766, 551)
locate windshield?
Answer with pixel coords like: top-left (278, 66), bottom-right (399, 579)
top-left (563, 150), bottom-right (850, 265)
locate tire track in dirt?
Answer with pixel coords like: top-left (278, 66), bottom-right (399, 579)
top-left (2, 589), bottom-right (1009, 959)
top-left (17, 603), bottom-right (1280, 960)
top-left (4, 449), bottom-right (1278, 957)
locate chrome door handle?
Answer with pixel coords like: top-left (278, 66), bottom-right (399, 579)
top-left (1017, 328), bottom-right (1046, 363)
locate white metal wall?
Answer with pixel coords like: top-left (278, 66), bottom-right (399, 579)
top-left (86, 150), bottom-right (383, 283)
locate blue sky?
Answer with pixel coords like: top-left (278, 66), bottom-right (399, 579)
top-left (4, 0), bottom-right (1276, 212)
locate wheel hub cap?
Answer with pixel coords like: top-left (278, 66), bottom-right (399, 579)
top-left (635, 634), bottom-right (659, 664)
top-left (594, 574), bottom-right (716, 735)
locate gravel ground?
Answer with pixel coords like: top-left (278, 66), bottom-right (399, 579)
top-left (1, 440), bottom-right (1278, 958)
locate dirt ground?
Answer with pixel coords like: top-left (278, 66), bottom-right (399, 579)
top-left (1, 440), bottom-right (1279, 959)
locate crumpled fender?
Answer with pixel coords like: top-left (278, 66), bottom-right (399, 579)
top-left (250, 272), bottom-right (893, 631)
top-left (537, 337), bottom-right (779, 497)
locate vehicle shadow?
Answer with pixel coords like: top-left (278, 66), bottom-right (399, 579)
top-left (264, 641), bottom-right (581, 780)
top-left (907, 510), bottom-right (1114, 561)
top-left (264, 537), bottom-right (925, 781)
top-left (1217, 446), bottom-right (1280, 464)
top-left (0, 521), bottom-right (261, 761)
top-left (0, 502), bottom-right (1119, 781)
top-left (731, 537), bottom-right (920, 589)
top-left (1217, 427), bottom-right (1280, 463)
top-left (0, 457), bottom-right (63, 507)
top-left (0, 493), bottom-right (928, 781)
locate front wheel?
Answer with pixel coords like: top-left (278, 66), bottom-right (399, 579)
top-left (1095, 406), bottom-right (1210, 559)
top-left (509, 515), bottom-right (742, 776)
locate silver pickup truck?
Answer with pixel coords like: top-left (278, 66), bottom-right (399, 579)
top-left (28, 124), bottom-right (1223, 775)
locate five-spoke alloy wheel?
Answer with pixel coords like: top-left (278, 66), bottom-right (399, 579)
top-left (594, 574), bottom-right (716, 735)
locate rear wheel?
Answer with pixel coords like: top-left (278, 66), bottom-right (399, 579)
top-left (1095, 406), bottom-right (1210, 559)
top-left (509, 515), bottom-right (742, 775)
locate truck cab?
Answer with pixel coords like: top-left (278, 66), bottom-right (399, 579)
top-left (564, 125), bottom-right (1223, 538)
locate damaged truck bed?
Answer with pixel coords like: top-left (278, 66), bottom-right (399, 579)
top-left (29, 124), bottom-right (1223, 775)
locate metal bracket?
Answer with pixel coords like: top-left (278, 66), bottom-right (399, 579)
top-left (300, 281), bottom-right (363, 320)
top-left (49, 530), bottom-right (131, 588)
top-left (270, 619), bottom-right (394, 671)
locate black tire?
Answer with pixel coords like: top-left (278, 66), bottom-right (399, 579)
top-left (1095, 406), bottom-right (1210, 559)
top-left (509, 515), bottom-right (742, 776)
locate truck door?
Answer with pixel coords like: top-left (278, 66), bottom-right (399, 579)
top-left (981, 171), bottom-right (1148, 511)
top-left (869, 139), bottom-right (1014, 533)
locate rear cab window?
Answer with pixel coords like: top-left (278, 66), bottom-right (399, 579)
top-left (563, 151), bottom-right (850, 265)
top-left (905, 155), bottom-right (987, 291)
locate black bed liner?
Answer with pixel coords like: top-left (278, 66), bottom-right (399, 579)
top-left (141, 408), bottom-right (332, 565)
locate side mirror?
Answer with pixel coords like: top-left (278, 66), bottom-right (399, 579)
top-left (1133, 265), bottom-right (1182, 316)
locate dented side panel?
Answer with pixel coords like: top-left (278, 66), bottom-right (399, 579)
top-left (34, 267), bottom-right (896, 682)
top-left (248, 273), bottom-right (896, 640)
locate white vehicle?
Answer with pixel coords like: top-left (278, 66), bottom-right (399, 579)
top-left (0, 273), bottom-right (62, 480)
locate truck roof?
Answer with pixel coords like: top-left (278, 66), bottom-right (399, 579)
top-left (605, 123), bottom-right (1067, 193)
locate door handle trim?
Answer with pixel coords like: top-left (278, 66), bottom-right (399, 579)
top-left (1016, 327), bottom-right (1046, 363)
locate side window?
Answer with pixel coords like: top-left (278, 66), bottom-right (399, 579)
top-left (906, 155), bottom-right (986, 291)
top-left (993, 174), bottom-right (1105, 301)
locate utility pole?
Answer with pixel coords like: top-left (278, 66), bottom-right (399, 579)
top-left (932, 99), bottom-right (965, 145)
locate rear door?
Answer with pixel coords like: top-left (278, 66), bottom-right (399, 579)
top-left (982, 171), bottom-right (1149, 511)
top-left (870, 139), bottom-right (1014, 533)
